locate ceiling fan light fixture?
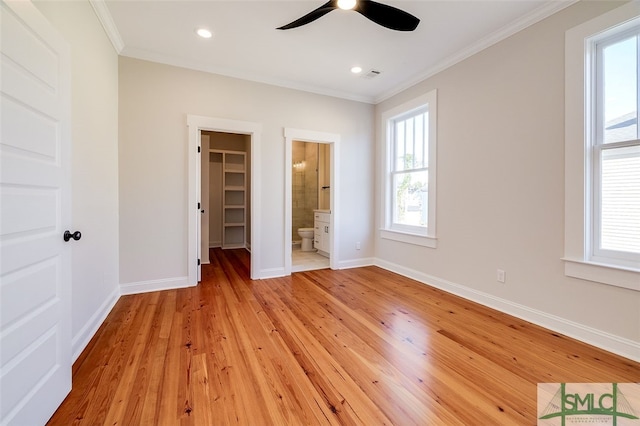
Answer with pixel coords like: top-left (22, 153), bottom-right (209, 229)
top-left (277, 0), bottom-right (419, 31)
top-left (337, 0), bottom-right (357, 10)
top-left (196, 28), bottom-right (213, 39)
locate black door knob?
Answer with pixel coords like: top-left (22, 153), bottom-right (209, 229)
top-left (63, 230), bottom-right (82, 242)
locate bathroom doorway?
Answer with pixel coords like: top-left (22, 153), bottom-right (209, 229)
top-left (284, 128), bottom-right (340, 275)
top-left (291, 141), bottom-right (330, 272)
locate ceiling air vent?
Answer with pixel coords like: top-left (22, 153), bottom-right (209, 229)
top-left (363, 69), bottom-right (382, 79)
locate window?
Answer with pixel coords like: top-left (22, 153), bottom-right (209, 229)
top-left (391, 108), bottom-right (429, 232)
top-left (565, 3), bottom-right (640, 291)
top-left (591, 29), bottom-right (640, 268)
top-left (381, 90), bottom-right (437, 248)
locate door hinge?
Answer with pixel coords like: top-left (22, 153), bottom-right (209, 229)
top-left (198, 202), bottom-right (201, 209)
top-left (197, 259), bottom-right (201, 266)
top-left (197, 146), bottom-right (201, 153)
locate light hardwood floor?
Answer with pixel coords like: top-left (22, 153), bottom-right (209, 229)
top-left (48, 248), bottom-right (639, 425)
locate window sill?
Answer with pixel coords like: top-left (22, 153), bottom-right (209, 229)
top-left (562, 258), bottom-right (640, 291)
top-left (380, 229), bottom-right (437, 248)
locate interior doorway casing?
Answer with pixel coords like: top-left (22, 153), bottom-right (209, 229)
top-left (284, 128), bottom-right (340, 275)
top-left (187, 115), bottom-right (261, 282)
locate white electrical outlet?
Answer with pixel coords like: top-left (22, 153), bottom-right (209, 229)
top-left (356, 242), bottom-right (361, 250)
top-left (497, 269), bottom-right (506, 283)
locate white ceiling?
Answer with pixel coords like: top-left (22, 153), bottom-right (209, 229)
top-left (96, 0), bottom-right (575, 104)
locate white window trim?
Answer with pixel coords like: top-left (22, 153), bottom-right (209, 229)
top-left (564, 2), bottom-right (640, 291)
top-left (380, 89), bottom-right (437, 248)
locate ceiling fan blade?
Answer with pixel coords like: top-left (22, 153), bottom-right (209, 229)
top-left (277, 0), bottom-right (338, 30)
top-left (354, 0), bottom-right (420, 31)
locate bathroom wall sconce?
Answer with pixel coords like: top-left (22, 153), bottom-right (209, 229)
top-left (293, 160), bottom-right (306, 171)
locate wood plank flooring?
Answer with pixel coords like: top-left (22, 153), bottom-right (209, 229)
top-left (48, 248), bottom-right (640, 425)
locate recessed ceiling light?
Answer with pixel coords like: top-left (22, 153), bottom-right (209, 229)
top-left (196, 28), bottom-right (213, 39)
top-left (338, 0), bottom-right (357, 10)
top-left (351, 66), bottom-right (362, 74)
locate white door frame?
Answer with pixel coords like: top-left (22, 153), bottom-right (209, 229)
top-left (187, 115), bottom-right (261, 281)
top-left (284, 128), bottom-right (340, 275)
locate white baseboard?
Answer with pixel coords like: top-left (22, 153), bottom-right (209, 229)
top-left (258, 267), bottom-right (286, 279)
top-left (119, 276), bottom-right (192, 295)
top-left (374, 258), bottom-right (640, 362)
top-left (338, 257), bottom-right (376, 269)
top-left (72, 286), bottom-right (120, 362)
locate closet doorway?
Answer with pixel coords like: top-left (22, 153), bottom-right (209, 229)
top-left (200, 131), bottom-right (251, 266)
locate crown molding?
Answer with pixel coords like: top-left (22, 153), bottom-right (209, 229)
top-left (89, 0), bottom-right (124, 54)
top-left (375, 0), bottom-right (580, 104)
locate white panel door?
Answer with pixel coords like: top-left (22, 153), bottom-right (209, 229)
top-left (0, 1), bottom-right (72, 424)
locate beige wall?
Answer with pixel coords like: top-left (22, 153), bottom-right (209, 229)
top-left (35, 1), bottom-right (120, 359)
top-left (375, 1), bottom-right (639, 352)
top-left (119, 57), bottom-right (375, 284)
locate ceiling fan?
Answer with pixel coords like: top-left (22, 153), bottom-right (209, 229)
top-left (277, 0), bottom-right (420, 32)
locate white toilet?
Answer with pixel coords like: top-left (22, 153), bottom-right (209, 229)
top-left (297, 228), bottom-right (315, 252)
